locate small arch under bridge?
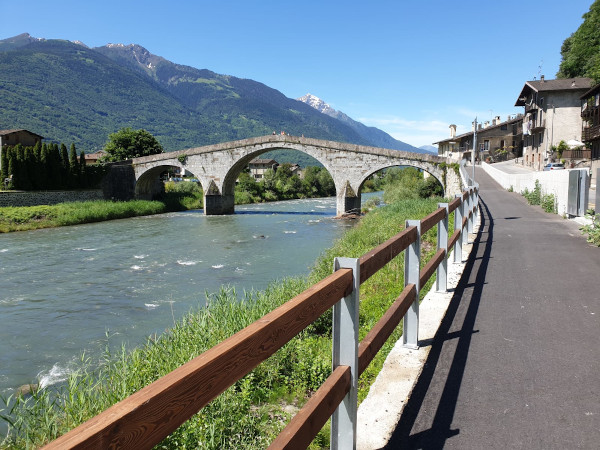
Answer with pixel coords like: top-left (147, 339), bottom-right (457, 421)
top-left (131, 135), bottom-right (459, 216)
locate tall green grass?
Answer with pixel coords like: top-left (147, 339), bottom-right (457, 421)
top-left (0, 200), bottom-right (169, 233)
top-left (1, 191), bottom-right (448, 449)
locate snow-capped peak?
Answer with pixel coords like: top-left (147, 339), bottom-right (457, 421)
top-left (297, 93), bottom-right (337, 116)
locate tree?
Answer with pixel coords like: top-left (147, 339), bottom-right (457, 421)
top-left (69, 143), bottom-right (79, 187)
top-left (102, 128), bottom-right (164, 162)
top-left (557, 0), bottom-right (600, 82)
top-left (0, 146), bottom-right (8, 183)
top-left (79, 150), bottom-right (87, 187)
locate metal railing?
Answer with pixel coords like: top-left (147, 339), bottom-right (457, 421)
top-left (43, 186), bottom-right (480, 450)
top-left (582, 125), bottom-right (600, 142)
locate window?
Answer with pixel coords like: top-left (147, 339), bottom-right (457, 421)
top-left (501, 124), bottom-right (508, 130)
top-left (539, 132), bottom-right (543, 144)
top-left (484, 140), bottom-right (490, 151)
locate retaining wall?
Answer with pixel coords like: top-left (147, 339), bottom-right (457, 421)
top-left (0, 190), bottom-right (104, 207)
top-left (481, 162), bottom-right (582, 216)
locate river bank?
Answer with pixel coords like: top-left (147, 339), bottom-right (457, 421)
top-left (0, 193), bottom-right (444, 449)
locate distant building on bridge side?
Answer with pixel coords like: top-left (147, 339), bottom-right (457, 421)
top-left (249, 159), bottom-right (278, 179)
top-left (83, 150), bottom-right (106, 165)
top-left (435, 116), bottom-right (523, 163)
top-left (515, 76), bottom-right (593, 171)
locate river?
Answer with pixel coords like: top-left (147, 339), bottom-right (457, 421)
top-left (0, 194), bottom-right (380, 397)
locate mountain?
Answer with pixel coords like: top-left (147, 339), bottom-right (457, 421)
top-left (297, 94), bottom-right (428, 154)
top-left (419, 145), bottom-right (438, 154)
top-left (0, 33), bottom-right (422, 165)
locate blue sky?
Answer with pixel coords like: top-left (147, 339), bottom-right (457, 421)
top-left (0, 0), bottom-right (594, 147)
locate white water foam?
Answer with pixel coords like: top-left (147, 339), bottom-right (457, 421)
top-left (0, 249), bottom-right (8, 253)
top-left (76, 248), bottom-right (97, 252)
top-left (212, 264), bottom-right (225, 269)
top-left (134, 255), bottom-right (147, 259)
top-left (284, 231), bottom-right (297, 234)
top-left (145, 303), bottom-right (159, 309)
top-left (38, 363), bottom-right (71, 388)
top-left (131, 265), bottom-right (144, 271)
top-left (176, 260), bottom-right (198, 266)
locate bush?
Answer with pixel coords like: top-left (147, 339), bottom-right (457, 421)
top-left (522, 180), bottom-right (542, 205)
top-left (541, 193), bottom-right (557, 213)
top-left (417, 176), bottom-right (443, 198)
top-left (581, 213), bottom-right (600, 246)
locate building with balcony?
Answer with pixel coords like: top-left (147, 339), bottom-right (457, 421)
top-left (515, 76), bottom-right (593, 171)
top-left (435, 116), bottom-right (523, 163)
top-left (580, 83), bottom-right (600, 176)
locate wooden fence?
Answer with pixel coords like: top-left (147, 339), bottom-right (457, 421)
top-left (43, 185), bottom-right (480, 449)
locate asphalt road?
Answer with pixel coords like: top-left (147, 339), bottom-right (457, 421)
top-left (385, 167), bottom-right (600, 449)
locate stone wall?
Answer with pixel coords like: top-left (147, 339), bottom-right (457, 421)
top-left (0, 190), bottom-right (103, 207)
top-left (445, 167), bottom-right (463, 198)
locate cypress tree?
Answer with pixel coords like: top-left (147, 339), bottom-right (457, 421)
top-left (40, 143), bottom-right (50, 189)
top-left (60, 143), bottom-right (69, 188)
top-left (7, 147), bottom-right (16, 189)
top-left (24, 146), bottom-right (36, 190)
top-left (15, 145), bottom-right (31, 190)
top-left (0, 145), bottom-right (8, 184)
top-left (32, 142), bottom-right (43, 190)
top-left (79, 149), bottom-right (87, 188)
top-left (69, 143), bottom-right (79, 188)
top-left (51, 144), bottom-right (62, 189)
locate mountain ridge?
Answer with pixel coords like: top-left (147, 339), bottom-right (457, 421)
top-left (0, 33), bottom-right (424, 160)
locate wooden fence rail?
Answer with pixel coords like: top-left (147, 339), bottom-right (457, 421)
top-left (43, 185), bottom-right (479, 450)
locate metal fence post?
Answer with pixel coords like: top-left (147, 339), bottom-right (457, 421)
top-left (436, 203), bottom-right (449, 292)
top-left (454, 194), bottom-right (463, 263)
top-left (331, 257), bottom-right (360, 450)
top-left (473, 183), bottom-right (480, 223)
top-left (403, 220), bottom-right (421, 349)
top-left (467, 188), bottom-right (474, 236)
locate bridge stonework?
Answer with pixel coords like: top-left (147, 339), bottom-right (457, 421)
top-left (131, 135), bottom-right (459, 216)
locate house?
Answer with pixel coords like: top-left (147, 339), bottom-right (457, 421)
top-left (580, 83), bottom-right (600, 175)
top-left (0, 129), bottom-right (44, 148)
top-left (514, 76), bottom-right (593, 171)
top-left (83, 150), bottom-right (106, 165)
top-left (249, 159), bottom-right (278, 179)
top-left (435, 124), bottom-right (474, 162)
top-left (435, 116), bottom-right (523, 163)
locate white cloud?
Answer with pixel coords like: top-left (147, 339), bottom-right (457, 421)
top-left (358, 116), bottom-right (451, 148)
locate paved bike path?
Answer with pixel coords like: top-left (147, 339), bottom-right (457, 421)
top-left (385, 167), bottom-right (600, 449)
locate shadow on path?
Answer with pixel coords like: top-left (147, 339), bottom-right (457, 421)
top-left (384, 197), bottom-right (494, 449)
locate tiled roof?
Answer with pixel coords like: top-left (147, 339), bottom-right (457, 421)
top-left (515, 77), bottom-right (593, 106)
top-left (0, 129), bottom-right (44, 138)
top-left (434, 116), bottom-right (521, 145)
top-left (249, 159), bottom-right (278, 164)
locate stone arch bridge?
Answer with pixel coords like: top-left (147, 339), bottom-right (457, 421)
top-left (120, 135), bottom-right (460, 216)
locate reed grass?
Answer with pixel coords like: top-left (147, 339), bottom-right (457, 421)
top-left (0, 191), bottom-right (448, 449)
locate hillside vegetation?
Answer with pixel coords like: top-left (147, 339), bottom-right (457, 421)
top-left (0, 37), bottom-right (369, 155)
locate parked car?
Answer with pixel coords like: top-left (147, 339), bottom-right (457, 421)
top-left (543, 163), bottom-right (565, 171)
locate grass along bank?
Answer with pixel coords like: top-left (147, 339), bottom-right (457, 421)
top-left (0, 191), bottom-right (446, 449)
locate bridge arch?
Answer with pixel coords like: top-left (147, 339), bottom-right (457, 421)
top-left (130, 135), bottom-right (453, 216)
top-left (218, 144), bottom-right (338, 211)
top-left (356, 161), bottom-right (445, 197)
top-left (134, 163), bottom-right (186, 200)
